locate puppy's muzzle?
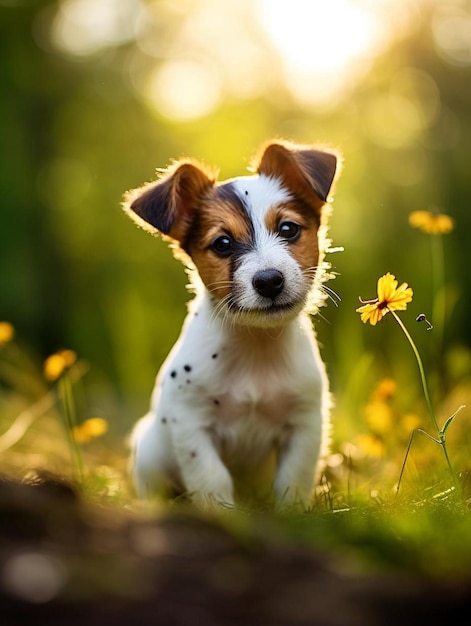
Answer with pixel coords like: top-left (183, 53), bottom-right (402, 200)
top-left (252, 269), bottom-right (285, 300)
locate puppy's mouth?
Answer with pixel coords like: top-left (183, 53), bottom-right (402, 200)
top-left (227, 296), bottom-right (304, 318)
top-left (256, 300), bottom-right (298, 313)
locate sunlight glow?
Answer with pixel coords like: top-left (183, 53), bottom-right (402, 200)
top-left (258, 0), bottom-right (379, 73)
top-left (257, 0), bottom-right (388, 106)
top-left (146, 60), bottom-right (222, 122)
top-left (47, 0), bottom-right (428, 118)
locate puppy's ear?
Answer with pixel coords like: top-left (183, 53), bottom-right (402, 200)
top-left (256, 141), bottom-right (341, 209)
top-left (123, 159), bottom-right (216, 243)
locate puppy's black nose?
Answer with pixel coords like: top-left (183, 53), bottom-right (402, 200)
top-left (252, 269), bottom-right (284, 299)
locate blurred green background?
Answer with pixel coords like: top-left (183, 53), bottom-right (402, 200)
top-left (1, 0), bottom-right (470, 446)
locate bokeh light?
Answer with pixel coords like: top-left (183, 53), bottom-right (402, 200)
top-left (146, 60), bottom-right (222, 121)
top-left (44, 0), bottom-right (432, 118)
top-left (1, 0), bottom-right (470, 477)
top-left (432, 2), bottom-right (471, 66)
top-left (50, 0), bottom-right (141, 57)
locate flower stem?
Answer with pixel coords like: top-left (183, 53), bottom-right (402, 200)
top-left (431, 233), bottom-right (445, 356)
top-left (389, 310), bottom-right (458, 489)
top-left (58, 373), bottom-right (84, 482)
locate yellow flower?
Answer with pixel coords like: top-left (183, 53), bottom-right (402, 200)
top-left (364, 401), bottom-right (393, 434)
top-left (44, 349), bottom-right (77, 381)
top-left (409, 210), bottom-right (454, 235)
top-left (0, 322), bottom-right (15, 347)
top-left (357, 273), bottom-right (413, 326)
top-left (372, 377), bottom-right (397, 402)
top-left (354, 433), bottom-right (385, 458)
top-left (401, 413), bottom-right (422, 432)
top-left (72, 417), bottom-right (108, 443)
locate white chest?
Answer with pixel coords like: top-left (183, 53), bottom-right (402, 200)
top-left (156, 304), bottom-right (325, 443)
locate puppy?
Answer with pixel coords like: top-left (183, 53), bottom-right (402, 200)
top-left (123, 140), bottom-right (341, 507)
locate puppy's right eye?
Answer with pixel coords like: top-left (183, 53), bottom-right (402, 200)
top-left (210, 235), bottom-right (234, 256)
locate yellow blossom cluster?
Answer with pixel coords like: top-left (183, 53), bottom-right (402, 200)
top-left (72, 418), bottom-right (108, 443)
top-left (0, 322), bottom-right (15, 347)
top-left (354, 378), bottom-right (422, 459)
top-left (44, 349), bottom-right (77, 381)
top-left (408, 210), bottom-right (454, 235)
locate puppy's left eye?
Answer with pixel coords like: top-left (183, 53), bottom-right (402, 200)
top-left (278, 221), bottom-right (301, 241)
top-left (210, 235), bottom-right (234, 256)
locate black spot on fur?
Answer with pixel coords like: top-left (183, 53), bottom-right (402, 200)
top-left (170, 370), bottom-right (177, 379)
top-left (191, 451), bottom-right (197, 458)
top-left (184, 365), bottom-right (192, 372)
top-left (212, 353), bottom-right (218, 359)
top-left (217, 182), bottom-right (249, 213)
top-left (161, 417), bottom-right (167, 424)
top-left (213, 399), bottom-right (220, 406)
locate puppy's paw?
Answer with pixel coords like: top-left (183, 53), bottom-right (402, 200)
top-left (190, 491), bottom-right (235, 510)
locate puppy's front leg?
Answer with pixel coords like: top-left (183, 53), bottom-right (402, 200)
top-left (274, 419), bottom-right (324, 507)
top-left (171, 423), bottom-right (234, 507)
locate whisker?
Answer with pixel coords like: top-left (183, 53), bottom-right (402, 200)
top-left (301, 264), bottom-right (341, 313)
top-left (209, 293), bottom-right (234, 329)
top-left (210, 295), bottom-right (228, 321)
top-left (206, 280), bottom-right (233, 294)
top-left (321, 284), bottom-right (342, 304)
top-left (303, 266), bottom-right (320, 280)
top-left (316, 311), bottom-right (332, 325)
top-left (206, 279), bottom-right (233, 289)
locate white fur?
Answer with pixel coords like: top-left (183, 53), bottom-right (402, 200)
top-left (130, 174), bottom-right (331, 507)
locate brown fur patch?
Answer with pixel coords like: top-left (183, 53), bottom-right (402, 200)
top-left (254, 140), bottom-right (341, 207)
top-left (187, 193), bottom-right (252, 300)
top-left (264, 202), bottom-right (320, 275)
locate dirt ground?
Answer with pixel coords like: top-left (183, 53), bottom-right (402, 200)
top-left (0, 475), bottom-right (470, 626)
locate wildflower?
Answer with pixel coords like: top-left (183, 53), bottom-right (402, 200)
top-left (371, 377), bottom-right (397, 402)
top-left (72, 418), bottom-right (108, 444)
top-left (44, 349), bottom-right (77, 381)
top-left (409, 210), bottom-right (454, 235)
top-left (354, 433), bottom-right (385, 458)
top-left (401, 413), bottom-right (422, 433)
top-left (364, 378), bottom-right (396, 434)
top-left (357, 273), bottom-right (460, 492)
top-left (356, 273), bottom-right (413, 326)
top-left (0, 322), bottom-right (15, 347)
top-left (365, 401), bottom-right (393, 434)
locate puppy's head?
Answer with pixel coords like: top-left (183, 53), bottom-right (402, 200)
top-left (123, 140), bottom-right (341, 328)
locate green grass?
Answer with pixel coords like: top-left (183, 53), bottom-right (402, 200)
top-left (1, 268), bottom-right (470, 582)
